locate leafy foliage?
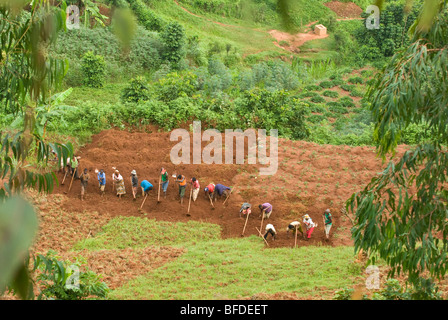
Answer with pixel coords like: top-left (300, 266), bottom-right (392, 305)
top-left (33, 251), bottom-right (109, 300)
top-left (161, 22), bottom-right (186, 68)
top-left (0, 1), bottom-right (74, 299)
top-left (81, 51), bottom-right (107, 88)
top-left (121, 77), bottom-right (151, 103)
top-left (347, 0), bottom-right (448, 286)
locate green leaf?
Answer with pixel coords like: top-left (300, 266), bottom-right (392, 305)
top-left (0, 197), bottom-right (38, 295)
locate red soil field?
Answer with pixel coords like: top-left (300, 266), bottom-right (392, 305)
top-left (52, 128), bottom-right (407, 249)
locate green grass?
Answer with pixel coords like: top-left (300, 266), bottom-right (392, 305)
top-left (111, 237), bottom-right (361, 299)
top-left (72, 216), bottom-right (362, 300)
top-left (64, 83), bottom-right (127, 106)
top-left (74, 216), bottom-right (222, 250)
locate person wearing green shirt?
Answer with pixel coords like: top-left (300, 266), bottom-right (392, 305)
top-left (70, 156), bottom-right (80, 179)
top-left (161, 167), bottom-right (169, 198)
top-left (323, 209), bottom-right (332, 240)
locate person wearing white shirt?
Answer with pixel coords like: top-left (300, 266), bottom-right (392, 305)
top-left (264, 224), bottom-right (277, 240)
top-left (303, 214), bottom-right (317, 240)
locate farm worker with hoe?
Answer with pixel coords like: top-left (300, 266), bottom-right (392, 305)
top-left (71, 156), bottom-right (80, 179)
top-left (213, 183), bottom-right (231, 202)
top-left (130, 170), bottom-right (139, 201)
top-left (204, 183), bottom-right (215, 201)
top-left (286, 221), bottom-right (304, 238)
top-left (175, 174), bottom-right (187, 204)
top-left (263, 223), bottom-right (277, 241)
top-left (141, 179), bottom-right (153, 196)
top-left (190, 177), bottom-right (200, 202)
top-left (239, 202), bottom-right (251, 218)
top-left (97, 169), bottom-right (106, 196)
top-left (79, 168), bottom-right (90, 201)
top-left (323, 209), bottom-right (332, 240)
top-left (303, 214), bottom-right (317, 240)
top-left (113, 170), bottom-right (126, 198)
top-left (258, 203), bottom-right (273, 219)
top-left (160, 167), bottom-right (169, 198)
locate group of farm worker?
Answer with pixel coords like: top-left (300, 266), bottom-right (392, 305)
top-left (63, 157), bottom-right (333, 241)
top-left (240, 202), bottom-right (333, 241)
top-left (71, 162), bottom-right (233, 206)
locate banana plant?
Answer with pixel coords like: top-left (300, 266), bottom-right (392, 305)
top-left (8, 88), bottom-right (75, 140)
top-left (80, 0), bottom-right (109, 28)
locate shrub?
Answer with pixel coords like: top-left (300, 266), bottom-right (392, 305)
top-left (264, 60), bottom-right (299, 91)
top-left (153, 71), bottom-right (198, 102)
top-left (310, 95), bottom-right (325, 103)
top-left (322, 90), bottom-right (339, 98)
top-left (307, 114), bottom-right (326, 123)
top-left (81, 51), bottom-right (106, 88)
top-left (319, 80), bottom-right (335, 89)
top-left (127, 0), bottom-right (164, 31)
top-left (332, 78), bottom-right (344, 86)
top-left (129, 28), bottom-right (163, 71)
top-left (161, 22), bottom-right (186, 68)
top-left (340, 84), bottom-right (355, 91)
top-left (307, 103), bottom-right (325, 113)
top-left (33, 251), bottom-right (109, 300)
top-left (299, 91), bottom-right (319, 98)
top-left (329, 104), bottom-right (349, 114)
top-left (304, 84), bottom-right (321, 91)
top-left (326, 101), bottom-right (342, 108)
top-left (207, 56), bottom-right (232, 90)
top-left (348, 76), bottom-right (363, 84)
top-left (121, 76), bottom-right (151, 103)
top-left (339, 96), bottom-right (356, 108)
top-left (350, 88), bottom-right (364, 98)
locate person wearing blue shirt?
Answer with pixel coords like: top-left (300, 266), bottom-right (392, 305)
top-left (141, 180), bottom-right (153, 196)
top-left (97, 169), bottom-right (106, 196)
top-left (213, 184), bottom-right (231, 202)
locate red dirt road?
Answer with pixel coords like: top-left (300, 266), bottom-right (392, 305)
top-left (53, 128), bottom-right (407, 248)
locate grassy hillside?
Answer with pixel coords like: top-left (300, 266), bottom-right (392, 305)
top-left (73, 216), bottom-right (362, 300)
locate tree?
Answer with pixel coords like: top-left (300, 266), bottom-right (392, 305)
top-left (0, 1), bottom-right (74, 299)
top-left (347, 0), bottom-right (448, 288)
top-left (161, 22), bottom-right (186, 68)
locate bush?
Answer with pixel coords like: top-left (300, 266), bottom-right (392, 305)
top-left (161, 22), bottom-right (186, 68)
top-left (350, 88), bottom-right (364, 98)
top-left (310, 95), bottom-right (325, 103)
top-left (129, 28), bottom-right (163, 71)
top-left (121, 76), bottom-right (151, 103)
top-left (307, 114), bottom-right (326, 123)
top-left (340, 84), bottom-right (355, 92)
top-left (304, 84), bottom-right (321, 91)
top-left (127, 0), bottom-right (164, 31)
top-left (81, 51), bottom-right (106, 88)
top-left (322, 90), bottom-right (339, 98)
top-left (299, 91), bottom-right (319, 98)
top-left (348, 76), bottom-right (363, 84)
top-left (153, 71), bottom-right (198, 102)
top-left (33, 251), bottom-right (109, 300)
top-left (207, 56), bottom-right (232, 91)
top-left (339, 96), bottom-right (356, 108)
top-left (307, 103), bottom-right (326, 113)
top-left (319, 80), bottom-right (335, 89)
top-left (329, 105), bottom-right (349, 114)
top-left (326, 101), bottom-right (342, 108)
